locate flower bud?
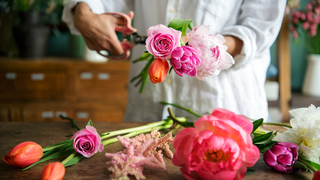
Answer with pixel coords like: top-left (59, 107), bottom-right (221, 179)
top-left (263, 142), bottom-right (299, 173)
top-left (41, 162), bottom-right (65, 180)
top-left (3, 141), bottom-right (43, 168)
top-left (148, 59), bottom-right (169, 84)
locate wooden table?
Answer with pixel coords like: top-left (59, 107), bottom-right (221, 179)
top-left (0, 122), bottom-right (313, 180)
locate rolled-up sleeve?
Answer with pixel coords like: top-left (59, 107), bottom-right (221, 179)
top-left (62, 0), bottom-right (133, 35)
top-left (221, 0), bottom-right (286, 68)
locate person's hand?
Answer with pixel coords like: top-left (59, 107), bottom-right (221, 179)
top-left (74, 3), bottom-right (134, 56)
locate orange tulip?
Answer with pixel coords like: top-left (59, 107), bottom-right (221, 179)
top-left (3, 141), bottom-right (43, 168)
top-left (148, 59), bottom-right (169, 84)
top-left (42, 162), bottom-right (65, 180)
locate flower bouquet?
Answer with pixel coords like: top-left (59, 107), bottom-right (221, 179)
top-left (290, 0), bottom-right (320, 54)
top-left (131, 18), bottom-right (235, 93)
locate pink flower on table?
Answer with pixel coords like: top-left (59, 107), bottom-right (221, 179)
top-left (71, 126), bottom-right (104, 158)
top-left (172, 108), bottom-right (259, 180)
top-left (146, 24), bottom-right (181, 60)
top-left (188, 25), bottom-right (235, 80)
top-left (170, 46), bottom-right (201, 77)
top-left (263, 142), bottom-right (299, 173)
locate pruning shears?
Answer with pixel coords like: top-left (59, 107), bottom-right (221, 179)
top-left (97, 12), bottom-right (147, 60)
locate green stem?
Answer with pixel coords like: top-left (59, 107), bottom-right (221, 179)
top-left (100, 120), bottom-right (173, 139)
top-left (42, 139), bottom-right (73, 152)
top-left (101, 121), bottom-right (176, 146)
top-left (59, 115), bottom-right (81, 130)
top-left (160, 101), bottom-right (202, 118)
top-left (61, 152), bottom-right (77, 166)
top-left (263, 122), bottom-right (292, 128)
top-left (298, 157), bottom-right (317, 172)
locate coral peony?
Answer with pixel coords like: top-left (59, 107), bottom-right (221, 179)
top-left (170, 46), bottom-right (201, 77)
top-left (72, 126), bottom-right (104, 158)
top-left (41, 162), bottom-right (65, 180)
top-left (3, 141), bottom-right (43, 168)
top-left (148, 58), bottom-right (169, 84)
top-left (172, 108), bottom-right (259, 180)
top-left (188, 25), bottom-right (235, 80)
top-left (146, 24), bottom-right (181, 60)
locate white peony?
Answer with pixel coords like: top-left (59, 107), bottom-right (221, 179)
top-left (274, 104), bottom-right (320, 163)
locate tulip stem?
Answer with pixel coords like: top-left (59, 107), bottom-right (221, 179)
top-left (59, 115), bottom-right (81, 130)
top-left (61, 152), bottom-right (77, 166)
top-left (160, 101), bottom-right (202, 118)
top-left (100, 118), bottom-right (186, 140)
top-left (263, 122), bottom-right (292, 128)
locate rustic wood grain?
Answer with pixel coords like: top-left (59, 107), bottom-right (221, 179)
top-left (0, 122), bottom-right (313, 180)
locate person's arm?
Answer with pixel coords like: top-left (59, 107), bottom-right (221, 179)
top-left (224, 36), bottom-right (243, 58)
top-left (221, 0), bottom-right (286, 67)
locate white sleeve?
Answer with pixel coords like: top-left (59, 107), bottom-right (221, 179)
top-left (220, 0), bottom-right (286, 68)
top-left (62, 0), bottom-right (134, 35)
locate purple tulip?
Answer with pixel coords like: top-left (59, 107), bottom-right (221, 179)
top-left (263, 142), bottom-right (299, 173)
top-left (170, 46), bottom-right (201, 77)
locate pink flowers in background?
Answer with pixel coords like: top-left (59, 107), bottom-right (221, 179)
top-left (290, 0), bottom-right (320, 54)
top-left (172, 108), bottom-right (259, 180)
top-left (170, 46), bottom-right (201, 77)
top-left (72, 126), bottom-right (104, 158)
top-left (146, 24), bottom-right (181, 60)
top-left (188, 25), bottom-right (235, 80)
top-left (263, 142), bottom-right (299, 173)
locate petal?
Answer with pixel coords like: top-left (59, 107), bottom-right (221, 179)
top-left (277, 153), bottom-right (293, 165)
top-left (271, 145), bottom-right (287, 156)
top-left (263, 150), bottom-right (277, 167)
top-left (171, 47), bottom-right (184, 59)
top-left (272, 164), bottom-right (288, 173)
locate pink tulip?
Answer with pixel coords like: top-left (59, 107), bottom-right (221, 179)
top-left (170, 46), bottom-right (201, 77)
top-left (148, 58), bottom-right (169, 84)
top-left (72, 126), bottom-right (104, 158)
top-left (41, 162), bottom-right (65, 180)
top-left (3, 141), bottom-right (43, 168)
top-left (263, 142), bottom-right (299, 173)
top-left (172, 108), bottom-right (259, 180)
top-left (145, 24), bottom-right (181, 60)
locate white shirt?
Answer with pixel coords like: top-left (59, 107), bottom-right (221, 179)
top-left (62, 0), bottom-right (286, 122)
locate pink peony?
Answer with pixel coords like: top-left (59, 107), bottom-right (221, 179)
top-left (71, 126), bottom-right (104, 158)
top-left (170, 46), bottom-right (201, 77)
top-left (145, 24), bottom-right (181, 60)
top-left (172, 108), bottom-right (259, 180)
top-left (188, 25), bottom-right (235, 80)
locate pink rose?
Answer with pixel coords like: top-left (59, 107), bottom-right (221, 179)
top-left (71, 126), bottom-right (104, 158)
top-left (172, 108), bottom-right (259, 180)
top-left (188, 25), bottom-right (235, 80)
top-left (146, 24), bottom-right (181, 60)
top-left (170, 46), bottom-right (201, 77)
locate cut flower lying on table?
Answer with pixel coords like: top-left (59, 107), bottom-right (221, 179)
top-left (3, 103), bottom-right (320, 180)
top-left (131, 18), bottom-right (235, 93)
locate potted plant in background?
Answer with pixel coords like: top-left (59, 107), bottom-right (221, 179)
top-left (12, 0), bottom-right (65, 59)
top-left (290, 0), bottom-right (320, 97)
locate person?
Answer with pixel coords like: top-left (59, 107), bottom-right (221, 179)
top-left (62, 0), bottom-right (287, 122)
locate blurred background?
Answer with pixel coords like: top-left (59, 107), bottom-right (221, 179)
top-left (0, 0), bottom-right (319, 123)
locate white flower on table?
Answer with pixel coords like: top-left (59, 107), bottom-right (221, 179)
top-left (274, 104), bottom-right (320, 163)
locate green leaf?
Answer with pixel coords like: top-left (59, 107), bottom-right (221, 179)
top-left (64, 154), bottom-right (85, 167)
top-left (23, 149), bottom-right (75, 171)
top-left (254, 132), bottom-right (277, 145)
top-left (293, 160), bottom-right (308, 170)
top-left (87, 119), bottom-right (93, 126)
top-left (181, 122), bottom-right (194, 128)
top-left (246, 168), bottom-right (255, 175)
top-left (255, 141), bottom-right (277, 153)
top-left (251, 118), bottom-right (263, 134)
top-left (252, 131), bottom-right (275, 144)
top-left (42, 142), bottom-right (73, 158)
top-left (133, 52), bottom-right (152, 63)
top-left (168, 18), bottom-right (193, 36)
top-left (298, 155), bottom-right (320, 172)
top-left (169, 66), bottom-right (173, 74)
